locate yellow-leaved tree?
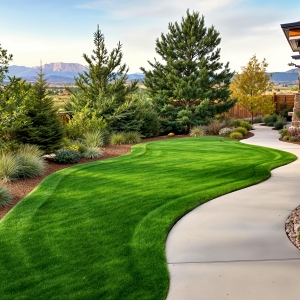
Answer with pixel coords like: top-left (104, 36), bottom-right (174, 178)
top-left (230, 55), bottom-right (275, 124)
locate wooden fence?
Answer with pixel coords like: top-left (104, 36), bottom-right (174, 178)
top-left (229, 93), bottom-right (296, 119)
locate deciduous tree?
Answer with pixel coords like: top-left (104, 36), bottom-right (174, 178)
top-left (230, 55), bottom-right (275, 124)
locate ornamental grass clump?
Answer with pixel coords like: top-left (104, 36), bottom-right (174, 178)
top-left (16, 145), bottom-right (45, 179)
top-left (189, 125), bottom-right (207, 137)
top-left (123, 131), bottom-right (141, 144)
top-left (82, 147), bottom-right (103, 159)
top-left (230, 131), bottom-right (243, 139)
top-left (83, 130), bottom-right (106, 148)
top-left (207, 119), bottom-right (224, 135)
top-left (110, 132), bottom-right (125, 145)
top-left (219, 127), bottom-right (235, 137)
top-left (234, 127), bottom-right (248, 136)
top-left (0, 152), bottom-right (19, 182)
top-left (0, 185), bottom-right (12, 207)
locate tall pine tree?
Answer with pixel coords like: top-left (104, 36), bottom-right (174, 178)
top-left (67, 25), bottom-right (138, 117)
top-left (141, 10), bottom-right (236, 122)
top-left (15, 66), bottom-right (64, 153)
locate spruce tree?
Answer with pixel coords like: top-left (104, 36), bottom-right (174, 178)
top-left (67, 25), bottom-right (138, 116)
top-left (15, 66), bottom-right (64, 153)
top-left (141, 10), bottom-right (236, 122)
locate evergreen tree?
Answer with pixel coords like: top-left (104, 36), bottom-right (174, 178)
top-left (230, 55), bottom-right (275, 124)
top-left (67, 25), bottom-right (138, 118)
top-left (141, 10), bottom-right (236, 123)
top-left (15, 66), bottom-right (64, 153)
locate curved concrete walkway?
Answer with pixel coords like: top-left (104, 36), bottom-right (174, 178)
top-left (166, 125), bottom-right (300, 300)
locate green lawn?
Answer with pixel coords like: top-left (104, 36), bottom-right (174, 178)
top-left (0, 137), bottom-right (296, 299)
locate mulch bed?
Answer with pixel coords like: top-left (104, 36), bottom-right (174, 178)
top-left (0, 132), bottom-right (254, 220)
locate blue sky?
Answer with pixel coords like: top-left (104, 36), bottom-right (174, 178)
top-left (0, 0), bottom-right (299, 73)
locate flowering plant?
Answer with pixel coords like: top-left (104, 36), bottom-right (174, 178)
top-left (219, 127), bottom-right (235, 136)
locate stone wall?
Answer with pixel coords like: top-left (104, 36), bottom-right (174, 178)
top-left (292, 92), bottom-right (300, 127)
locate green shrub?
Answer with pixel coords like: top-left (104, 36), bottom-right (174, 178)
top-left (54, 149), bottom-right (81, 164)
top-left (274, 121), bottom-right (285, 130)
top-left (0, 185), bottom-right (12, 207)
top-left (283, 135), bottom-right (290, 141)
top-left (239, 121), bottom-right (252, 130)
top-left (231, 119), bottom-right (241, 127)
top-left (234, 127), bottom-right (247, 136)
top-left (229, 132), bottom-right (243, 139)
top-left (207, 119), bottom-right (224, 135)
top-left (63, 139), bottom-right (87, 154)
top-left (264, 114), bottom-right (278, 126)
top-left (279, 129), bottom-right (288, 138)
top-left (82, 130), bottom-right (106, 148)
top-left (253, 116), bottom-right (264, 123)
top-left (16, 145), bottom-right (45, 179)
top-left (123, 131), bottom-right (141, 144)
top-left (65, 110), bottom-right (107, 139)
top-left (82, 147), bottom-right (103, 159)
top-left (0, 153), bottom-right (19, 182)
top-left (189, 125), bottom-right (206, 137)
top-left (110, 133), bottom-right (125, 145)
top-left (289, 137), bottom-right (297, 142)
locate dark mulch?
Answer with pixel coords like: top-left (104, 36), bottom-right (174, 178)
top-left (0, 133), bottom-right (254, 220)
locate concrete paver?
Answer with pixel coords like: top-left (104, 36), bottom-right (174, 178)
top-left (166, 125), bottom-right (300, 299)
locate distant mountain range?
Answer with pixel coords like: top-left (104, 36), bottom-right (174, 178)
top-left (6, 62), bottom-right (145, 84)
top-left (6, 62), bottom-right (300, 84)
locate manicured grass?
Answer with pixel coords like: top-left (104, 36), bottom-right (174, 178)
top-left (0, 137), bottom-right (296, 299)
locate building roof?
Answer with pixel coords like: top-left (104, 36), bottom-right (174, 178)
top-left (281, 21), bottom-right (300, 53)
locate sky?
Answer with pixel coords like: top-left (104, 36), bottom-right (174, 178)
top-left (0, 0), bottom-right (299, 73)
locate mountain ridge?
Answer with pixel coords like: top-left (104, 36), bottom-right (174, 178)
top-left (7, 63), bottom-right (300, 84)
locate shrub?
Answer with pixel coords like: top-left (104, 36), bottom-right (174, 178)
top-left (287, 127), bottom-right (300, 140)
top-left (123, 131), bottom-right (141, 144)
top-left (207, 119), bottom-right (224, 135)
top-left (16, 145), bottom-right (45, 179)
top-left (0, 153), bottom-right (19, 182)
top-left (65, 110), bottom-right (107, 140)
top-left (274, 121), bottom-right (285, 130)
top-left (239, 121), bottom-right (252, 130)
top-left (63, 139), bottom-right (87, 154)
top-left (283, 135), bottom-right (290, 141)
top-left (279, 129), bottom-right (288, 138)
top-left (82, 147), bottom-right (103, 159)
top-left (110, 133), bottom-right (125, 145)
top-left (264, 114), bottom-right (278, 126)
top-left (219, 127), bottom-right (235, 136)
top-left (168, 132), bottom-right (175, 137)
top-left (234, 127), bottom-right (247, 136)
top-left (189, 125), bottom-right (206, 137)
top-left (0, 185), bottom-right (12, 207)
top-left (229, 132), bottom-right (243, 139)
top-left (54, 149), bottom-right (81, 164)
top-left (82, 130), bottom-right (106, 148)
top-left (231, 119), bottom-right (241, 127)
top-left (253, 116), bottom-right (264, 123)
top-left (289, 137), bottom-right (297, 142)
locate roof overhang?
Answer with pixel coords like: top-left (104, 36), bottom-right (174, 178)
top-left (281, 21), bottom-right (300, 53)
